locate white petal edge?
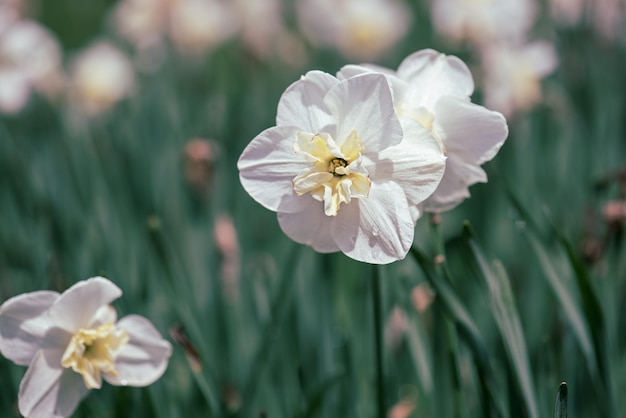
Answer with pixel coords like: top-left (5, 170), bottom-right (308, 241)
top-left (277, 196), bottom-right (340, 253)
top-left (105, 315), bottom-right (172, 387)
top-left (323, 73), bottom-right (402, 153)
top-left (422, 156), bottom-right (488, 212)
top-left (332, 181), bottom-right (414, 264)
top-left (435, 96), bottom-right (508, 165)
top-left (276, 70), bottom-right (337, 133)
top-left (396, 49), bottom-right (474, 105)
top-left (372, 118), bottom-right (446, 214)
top-left (19, 348), bottom-right (88, 418)
top-left (47, 277), bottom-right (122, 332)
top-left (0, 290), bottom-right (59, 366)
top-left (238, 125), bottom-right (313, 214)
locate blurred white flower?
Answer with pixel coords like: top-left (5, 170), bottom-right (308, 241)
top-left (70, 41), bottom-right (135, 115)
top-left (232, 0), bottom-right (305, 64)
top-left (238, 71), bottom-right (445, 264)
top-left (431, 0), bottom-right (537, 46)
top-left (113, 0), bottom-right (236, 57)
top-left (113, 0), bottom-right (170, 50)
top-left (339, 49), bottom-right (509, 212)
top-left (548, 0), bottom-right (585, 25)
top-left (0, 17), bottom-right (62, 114)
top-left (0, 277), bottom-right (172, 418)
top-left (481, 41), bottom-right (558, 118)
top-left (296, 0), bottom-right (411, 60)
top-left (169, 0), bottom-right (236, 55)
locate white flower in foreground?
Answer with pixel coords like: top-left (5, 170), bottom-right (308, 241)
top-left (0, 277), bottom-right (172, 418)
top-left (71, 41), bottom-right (135, 115)
top-left (338, 49), bottom-right (509, 212)
top-left (481, 41), bottom-right (558, 118)
top-left (238, 71), bottom-right (446, 264)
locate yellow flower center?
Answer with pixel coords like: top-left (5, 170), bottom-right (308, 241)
top-left (61, 322), bottom-right (129, 389)
top-left (292, 130), bottom-right (371, 216)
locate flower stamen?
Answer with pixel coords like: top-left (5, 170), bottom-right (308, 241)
top-left (61, 322), bottom-right (129, 389)
top-left (328, 158), bottom-right (348, 176)
top-left (293, 130), bottom-right (370, 216)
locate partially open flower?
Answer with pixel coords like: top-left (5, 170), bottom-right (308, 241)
top-left (0, 277), bottom-right (172, 418)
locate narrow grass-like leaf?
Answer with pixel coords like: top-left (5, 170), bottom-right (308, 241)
top-left (466, 235), bottom-right (539, 418)
top-left (554, 382), bottom-right (567, 418)
top-left (409, 247), bottom-right (507, 418)
top-left (295, 370), bottom-right (345, 418)
top-left (525, 232), bottom-right (597, 378)
top-left (241, 243), bottom-right (301, 415)
top-left (548, 220), bottom-right (608, 381)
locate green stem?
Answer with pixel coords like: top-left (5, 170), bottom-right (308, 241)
top-left (371, 264), bottom-right (385, 417)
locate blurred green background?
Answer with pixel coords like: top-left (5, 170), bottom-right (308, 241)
top-left (1, 0), bottom-right (625, 417)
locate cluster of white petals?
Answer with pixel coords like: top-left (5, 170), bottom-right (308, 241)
top-left (0, 11), bottom-right (62, 114)
top-left (338, 49), bottom-right (509, 212)
top-left (238, 49), bottom-right (511, 263)
top-left (238, 70), bottom-right (447, 264)
top-left (0, 277), bottom-right (172, 418)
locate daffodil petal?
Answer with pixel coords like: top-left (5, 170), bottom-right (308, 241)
top-left (276, 70), bottom-right (337, 133)
top-left (238, 126), bottom-right (313, 214)
top-left (396, 49), bottom-right (474, 106)
top-left (47, 277), bottom-right (122, 332)
top-left (435, 96), bottom-right (508, 165)
top-left (89, 305), bottom-right (118, 327)
top-left (422, 156), bottom-right (487, 212)
top-left (373, 118), bottom-right (446, 213)
top-left (18, 349), bottom-right (87, 418)
top-left (104, 315), bottom-right (172, 387)
top-left (277, 198), bottom-right (340, 253)
top-left (324, 73), bottom-right (402, 152)
top-left (332, 181), bottom-right (414, 264)
top-left (0, 290), bottom-right (59, 366)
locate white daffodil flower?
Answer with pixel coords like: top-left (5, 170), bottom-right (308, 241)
top-left (0, 277), bottom-right (172, 418)
top-left (338, 49), bottom-right (509, 212)
top-left (0, 17), bottom-right (62, 114)
top-left (70, 42), bottom-right (136, 115)
top-left (238, 71), bottom-right (446, 264)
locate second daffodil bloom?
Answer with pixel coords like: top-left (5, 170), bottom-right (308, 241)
top-left (238, 72), bottom-right (446, 264)
top-left (338, 49), bottom-right (509, 212)
top-left (0, 277), bottom-right (172, 418)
